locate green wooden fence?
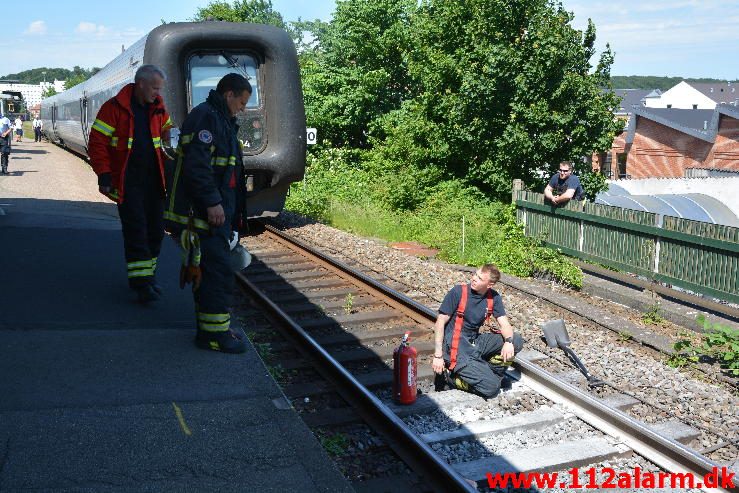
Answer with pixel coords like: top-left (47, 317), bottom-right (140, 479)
top-left (514, 190), bottom-right (739, 304)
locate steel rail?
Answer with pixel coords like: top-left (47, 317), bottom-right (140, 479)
top-left (235, 271), bottom-right (476, 493)
top-left (257, 224), bottom-right (734, 493)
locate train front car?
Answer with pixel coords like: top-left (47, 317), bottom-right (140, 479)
top-left (148, 22), bottom-right (306, 218)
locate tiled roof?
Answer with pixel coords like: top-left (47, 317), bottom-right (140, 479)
top-left (685, 82), bottom-right (739, 104)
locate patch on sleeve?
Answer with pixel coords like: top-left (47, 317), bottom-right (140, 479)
top-left (198, 129), bottom-right (213, 144)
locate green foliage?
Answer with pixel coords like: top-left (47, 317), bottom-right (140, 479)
top-left (618, 331), bottom-right (633, 342)
top-left (610, 75), bottom-right (737, 91)
top-left (286, 151), bottom-right (583, 288)
top-left (375, 0), bottom-right (623, 200)
top-left (641, 302), bottom-right (668, 327)
top-left (318, 432), bottom-right (349, 456)
top-left (1, 66), bottom-right (99, 89)
top-left (343, 293), bottom-right (355, 314)
top-left (192, 0), bottom-right (287, 26)
top-left (577, 167), bottom-right (609, 201)
top-left (301, 0), bottom-right (415, 148)
top-left (670, 316), bottom-right (739, 376)
top-left (41, 87), bottom-right (57, 98)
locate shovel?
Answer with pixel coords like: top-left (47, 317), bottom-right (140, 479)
top-left (541, 319), bottom-right (605, 388)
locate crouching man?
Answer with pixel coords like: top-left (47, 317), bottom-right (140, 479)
top-left (431, 264), bottom-right (524, 398)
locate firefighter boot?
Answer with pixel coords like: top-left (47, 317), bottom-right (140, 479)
top-left (135, 284), bottom-right (160, 303)
top-left (444, 369), bottom-right (470, 392)
top-left (195, 326), bottom-right (247, 354)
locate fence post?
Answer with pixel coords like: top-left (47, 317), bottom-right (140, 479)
top-left (512, 179), bottom-right (527, 230)
top-left (653, 213), bottom-right (663, 274)
top-left (512, 179), bottom-right (524, 204)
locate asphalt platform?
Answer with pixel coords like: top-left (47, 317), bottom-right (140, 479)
top-left (0, 196), bottom-right (352, 491)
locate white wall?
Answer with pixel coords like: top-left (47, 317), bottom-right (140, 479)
top-left (609, 177), bottom-right (739, 217)
top-left (0, 80), bottom-right (66, 112)
top-left (644, 81), bottom-right (716, 109)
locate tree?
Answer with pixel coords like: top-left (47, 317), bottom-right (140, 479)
top-left (41, 87), bottom-right (57, 98)
top-left (301, 0), bottom-right (416, 148)
top-left (193, 0), bottom-right (288, 28)
top-left (376, 0), bottom-right (622, 200)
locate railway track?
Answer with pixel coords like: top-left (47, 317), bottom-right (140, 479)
top-left (233, 224), bottom-right (735, 492)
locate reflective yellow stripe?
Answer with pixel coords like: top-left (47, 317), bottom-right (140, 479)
top-left (128, 269), bottom-right (154, 278)
top-left (163, 210), bottom-right (209, 231)
top-left (197, 312), bottom-right (230, 323)
top-left (152, 137), bottom-right (161, 149)
top-left (211, 156), bottom-right (237, 167)
top-left (127, 138), bottom-right (133, 149)
top-left (92, 119), bottom-right (114, 137)
top-left (162, 117), bottom-right (173, 130)
top-left (180, 134), bottom-right (193, 144)
top-left (198, 321), bottom-right (230, 332)
top-left (110, 136), bottom-right (119, 147)
top-left (127, 260), bottom-right (153, 270)
top-left (107, 189), bottom-right (120, 201)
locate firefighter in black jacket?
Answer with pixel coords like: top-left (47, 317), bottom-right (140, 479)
top-left (164, 73), bottom-right (251, 353)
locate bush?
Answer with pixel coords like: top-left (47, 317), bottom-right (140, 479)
top-left (669, 315), bottom-right (739, 376)
top-left (286, 148), bottom-right (583, 289)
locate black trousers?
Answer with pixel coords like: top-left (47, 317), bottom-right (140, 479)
top-left (453, 332), bottom-right (524, 398)
top-left (1, 136), bottom-right (10, 171)
top-left (34, 128), bottom-right (42, 142)
top-left (117, 183), bottom-right (164, 288)
top-left (194, 233), bottom-right (234, 333)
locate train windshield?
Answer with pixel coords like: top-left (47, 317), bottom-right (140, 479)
top-left (188, 52), bottom-right (266, 153)
top-left (189, 53), bottom-right (260, 108)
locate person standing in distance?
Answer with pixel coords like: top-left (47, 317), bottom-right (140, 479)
top-left (164, 73), bottom-right (251, 353)
top-left (0, 114), bottom-right (11, 174)
top-left (32, 116), bottom-right (43, 142)
top-left (88, 65), bottom-right (174, 303)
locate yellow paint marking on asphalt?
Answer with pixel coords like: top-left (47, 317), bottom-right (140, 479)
top-left (172, 402), bottom-right (192, 436)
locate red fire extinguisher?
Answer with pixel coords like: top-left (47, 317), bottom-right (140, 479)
top-left (393, 332), bottom-right (417, 404)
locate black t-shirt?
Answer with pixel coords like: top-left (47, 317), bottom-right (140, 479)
top-left (439, 284), bottom-right (506, 345)
top-left (126, 95), bottom-right (157, 187)
top-left (548, 173), bottom-right (583, 200)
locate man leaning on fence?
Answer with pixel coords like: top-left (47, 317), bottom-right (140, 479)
top-left (544, 161), bottom-right (584, 206)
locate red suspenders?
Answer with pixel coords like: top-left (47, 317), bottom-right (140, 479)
top-left (448, 284), bottom-right (494, 370)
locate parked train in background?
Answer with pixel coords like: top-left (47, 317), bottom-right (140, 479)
top-left (40, 21), bottom-right (306, 218)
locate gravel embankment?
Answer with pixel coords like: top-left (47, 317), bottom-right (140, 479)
top-left (270, 212), bottom-right (738, 461)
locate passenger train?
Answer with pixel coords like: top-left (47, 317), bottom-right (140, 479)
top-left (40, 21), bottom-right (306, 218)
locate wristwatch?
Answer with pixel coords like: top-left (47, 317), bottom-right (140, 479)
top-left (504, 336), bottom-right (513, 344)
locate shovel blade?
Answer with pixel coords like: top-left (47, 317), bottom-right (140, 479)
top-left (541, 319), bottom-right (571, 348)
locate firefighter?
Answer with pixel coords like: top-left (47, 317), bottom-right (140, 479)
top-left (431, 264), bottom-right (524, 398)
top-left (0, 114), bottom-right (10, 174)
top-left (164, 73), bottom-right (251, 353)
top-left (88, 65), bottom-right (174, 303)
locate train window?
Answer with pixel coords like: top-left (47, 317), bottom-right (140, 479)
top-left (188, 52), bottom-right (266, 154)
top-left (188, 53), bottom-right (260, 109)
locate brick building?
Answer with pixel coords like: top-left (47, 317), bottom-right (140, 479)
top-left (595, 105), bottom-right (739, 179)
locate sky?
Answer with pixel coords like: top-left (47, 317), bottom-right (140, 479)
top-left (2, 0), bottom-right (737, 80)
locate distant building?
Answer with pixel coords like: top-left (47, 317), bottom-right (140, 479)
top-left (644, 81), bottom-right (739, 109)
top-left (595, 105), bottom-right (739, 179)
top-left (613, 89), bottom-right (662, 120)
top-left (0, 80), bottom-right (66, 114)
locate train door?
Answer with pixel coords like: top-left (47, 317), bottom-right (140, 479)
top-left (80, 93), bottom-right (90, 152)
top-left (51, 103), bottom-right (58, 138)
